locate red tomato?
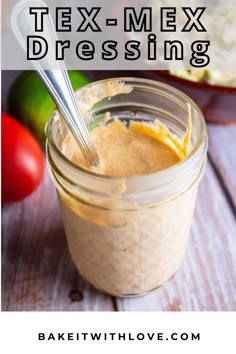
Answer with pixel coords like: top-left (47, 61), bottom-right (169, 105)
top-left (2, 112), bottom-right (44, 202)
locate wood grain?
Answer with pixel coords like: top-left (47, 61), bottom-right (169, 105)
top-left (207, 124), bottom-right (236, 208)
top-left (115, 162), bottom-right (236, 311)
top-left (2, 167), bottom-right (114, 311)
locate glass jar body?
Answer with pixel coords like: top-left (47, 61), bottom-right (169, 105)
top-left (46, 78), bottom-right (208, 297)
top-left (57, 185), bottom-right (198, 296)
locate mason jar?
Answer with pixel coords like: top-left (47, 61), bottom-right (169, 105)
top-left (46, 77), bottom-right (208, 297)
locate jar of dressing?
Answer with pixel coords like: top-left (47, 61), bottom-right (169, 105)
top-left (46, 78), bottom-right (208, 297)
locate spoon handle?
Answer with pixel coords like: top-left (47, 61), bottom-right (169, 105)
top-left (37, 69), bottom-right (100, 166)
top-left (10, 0), bottom-right (100, 167)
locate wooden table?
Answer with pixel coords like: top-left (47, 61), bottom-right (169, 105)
top-left (2, 71), bottom-right (236, 311)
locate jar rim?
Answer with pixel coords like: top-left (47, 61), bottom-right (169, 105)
top-left (46, 77), bottom-right (207, 184)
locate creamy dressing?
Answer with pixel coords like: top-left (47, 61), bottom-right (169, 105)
top-left (61, 81), bottom-right (192, 176)
top-left (55, 80), bottom-right (197, 296)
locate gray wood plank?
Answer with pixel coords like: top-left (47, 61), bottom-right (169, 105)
top-left (115, 162), bottom-right (236, 311)
top-left (207, 124), bottom-right (236, 208)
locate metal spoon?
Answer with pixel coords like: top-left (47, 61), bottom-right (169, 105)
top-left (10, 0), bottom-right (100, 167)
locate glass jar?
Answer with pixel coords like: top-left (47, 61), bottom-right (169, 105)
top-left (46, 78), bottom-right (208, 297)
